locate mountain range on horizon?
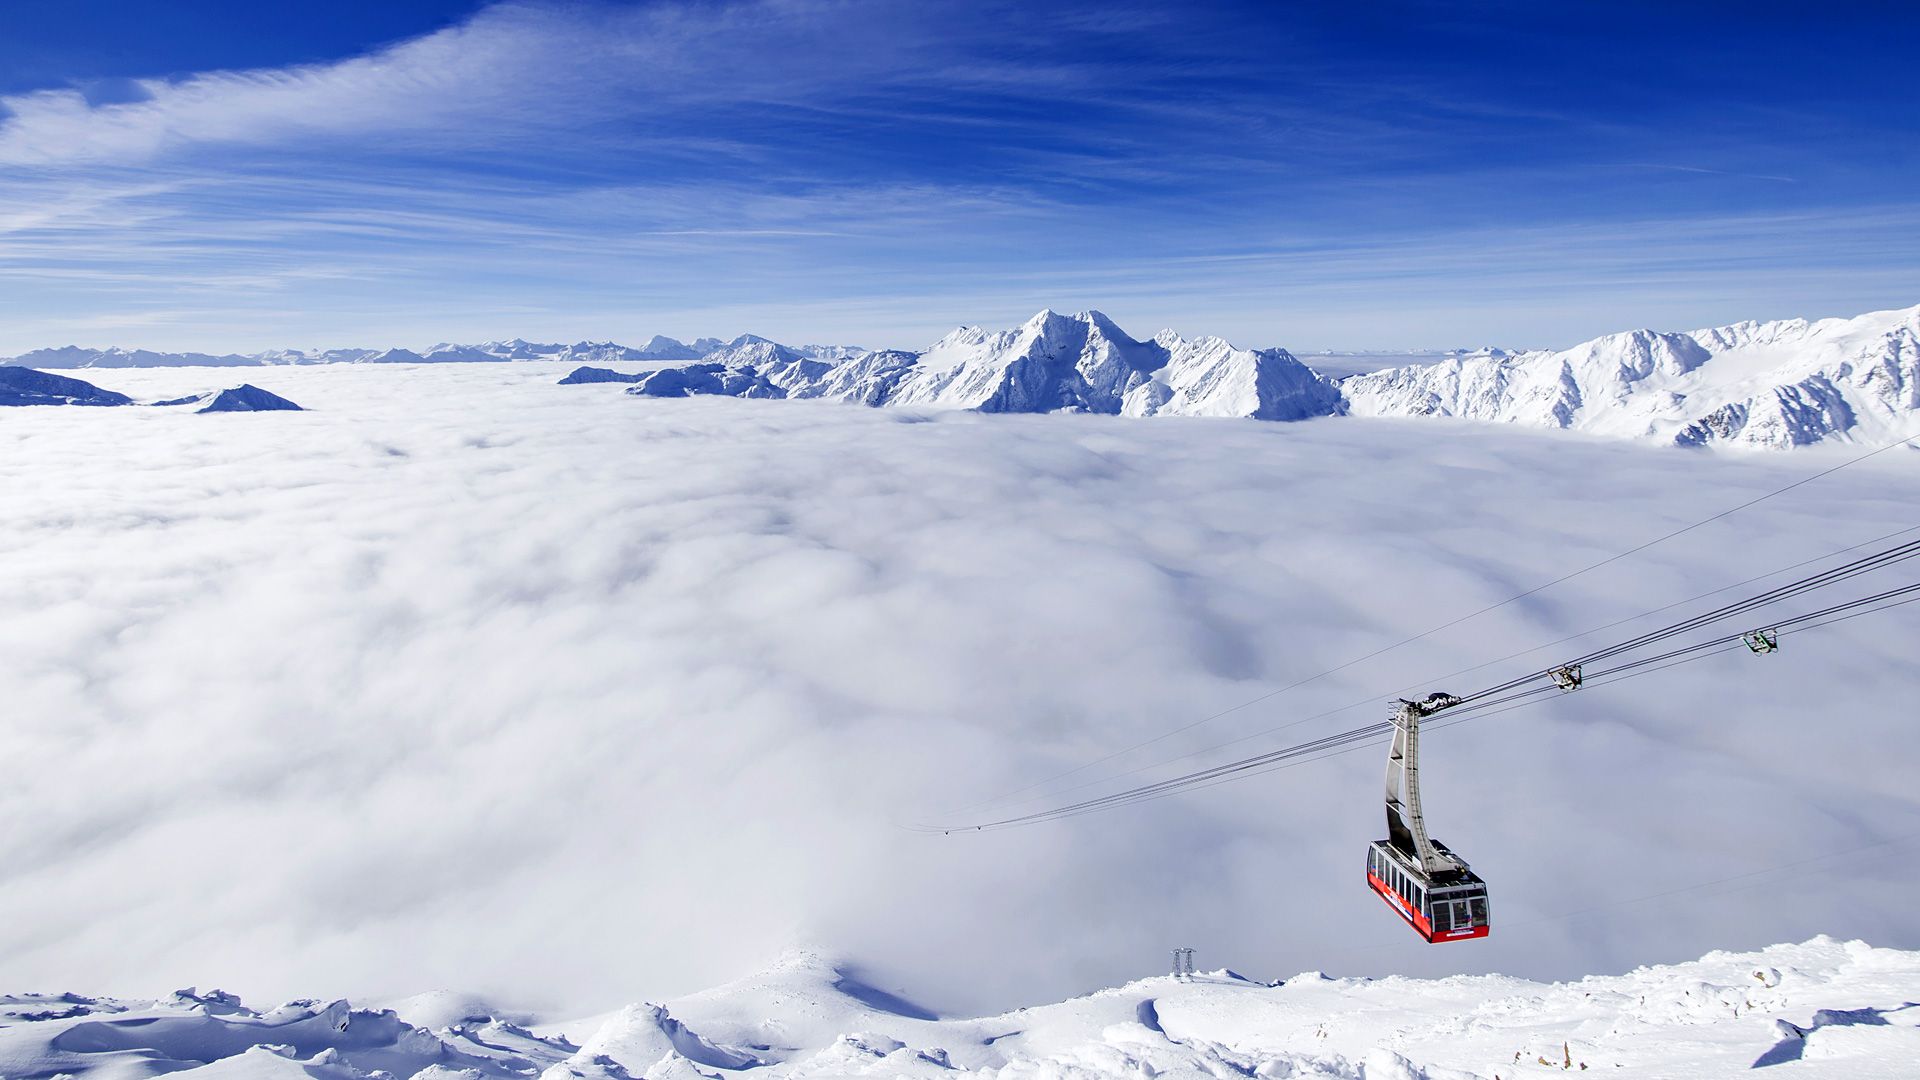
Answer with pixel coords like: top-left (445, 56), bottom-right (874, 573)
top-left (579, 303), bottom-right (1920, 451)
top-left (0, 333), bottom-right (833, 370)
top-left (7, 302), bottom-right (1919, 451)
top-left (0, 332), bottom-right (1530, 373)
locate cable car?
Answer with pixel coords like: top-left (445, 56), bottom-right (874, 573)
top-left (1365, 692), bottom-right (1490, 942)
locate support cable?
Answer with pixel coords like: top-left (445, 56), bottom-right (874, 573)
top-left (953, 526), bottom-right (1920, 821)
top-left (949, 439), bottom-right (1920, 817)
top-left (923, 574), bottom-right (1920, 832)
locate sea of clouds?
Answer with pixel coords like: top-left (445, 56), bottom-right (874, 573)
top-left (2, 362), bottom-right (1916, 1019)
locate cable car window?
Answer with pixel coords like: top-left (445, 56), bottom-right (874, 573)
top-left (1470, 898), bottom-right (1487, 925)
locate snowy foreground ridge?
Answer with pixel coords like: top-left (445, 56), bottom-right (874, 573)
top-left (7, 939), bottom-right (1917, 1080)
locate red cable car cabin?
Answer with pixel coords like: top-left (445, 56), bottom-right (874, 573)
top-left (1368, 692), bottom-right (1491, 943)
top-left (1367, 838), bottom-right (1489, 942)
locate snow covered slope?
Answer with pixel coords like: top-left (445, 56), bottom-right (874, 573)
top-left (6, 939), bottom-right (1916, 1080)
top-left (607, 309), bottom-right (1344, 421)
top-left (1343, 304), bottom-right (1920, 449)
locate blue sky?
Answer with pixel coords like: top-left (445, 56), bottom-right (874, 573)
top-left (1, 0), bottom-right (1916, 353)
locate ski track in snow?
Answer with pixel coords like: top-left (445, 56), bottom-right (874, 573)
top-left (1, 362), bottom-right (1917, 1028)
top-left (5, 940), bottom-right (1920, 1079)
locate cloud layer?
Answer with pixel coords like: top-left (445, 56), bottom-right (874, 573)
top-left (1, 363), bottom-right (1916, 1016)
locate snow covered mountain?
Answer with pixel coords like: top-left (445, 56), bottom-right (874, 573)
top-left (699, 333), bottom-right (808, 367)
top-left (1344, 303), bottom-right (1920, 449)
top-left (189, 385), bottom-right (305, 413)
top-left (568, 302), bottom-right (1920, 447)
top-left (616, 309), bottom-right (1346, 421)
top-left (1, 368), bottom-right (306, 411)
top-left (4, 939), bottom-right (1914, 1079)
top-left (0, 366), bottom-right (133, 406)
top-left (12, 302), bottom-right (1920, 448)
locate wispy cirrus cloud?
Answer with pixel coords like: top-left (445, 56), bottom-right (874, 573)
top-left (0, 6), bottom-right (534, 165)
top-left (0, 1), bottom-right (1203, 169)
top-left (0, 1), bottom-right (1914, 353)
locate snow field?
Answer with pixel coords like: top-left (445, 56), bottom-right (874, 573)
top-left (5, 940), bottom-right (1918, 1079)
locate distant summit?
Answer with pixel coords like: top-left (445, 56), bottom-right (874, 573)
top-left (581, 308), bottom-right (1346, 422)
top-left (193, 384), bottom-right (304, 413)
top-left (364, 348), bottom-right (428, 364)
